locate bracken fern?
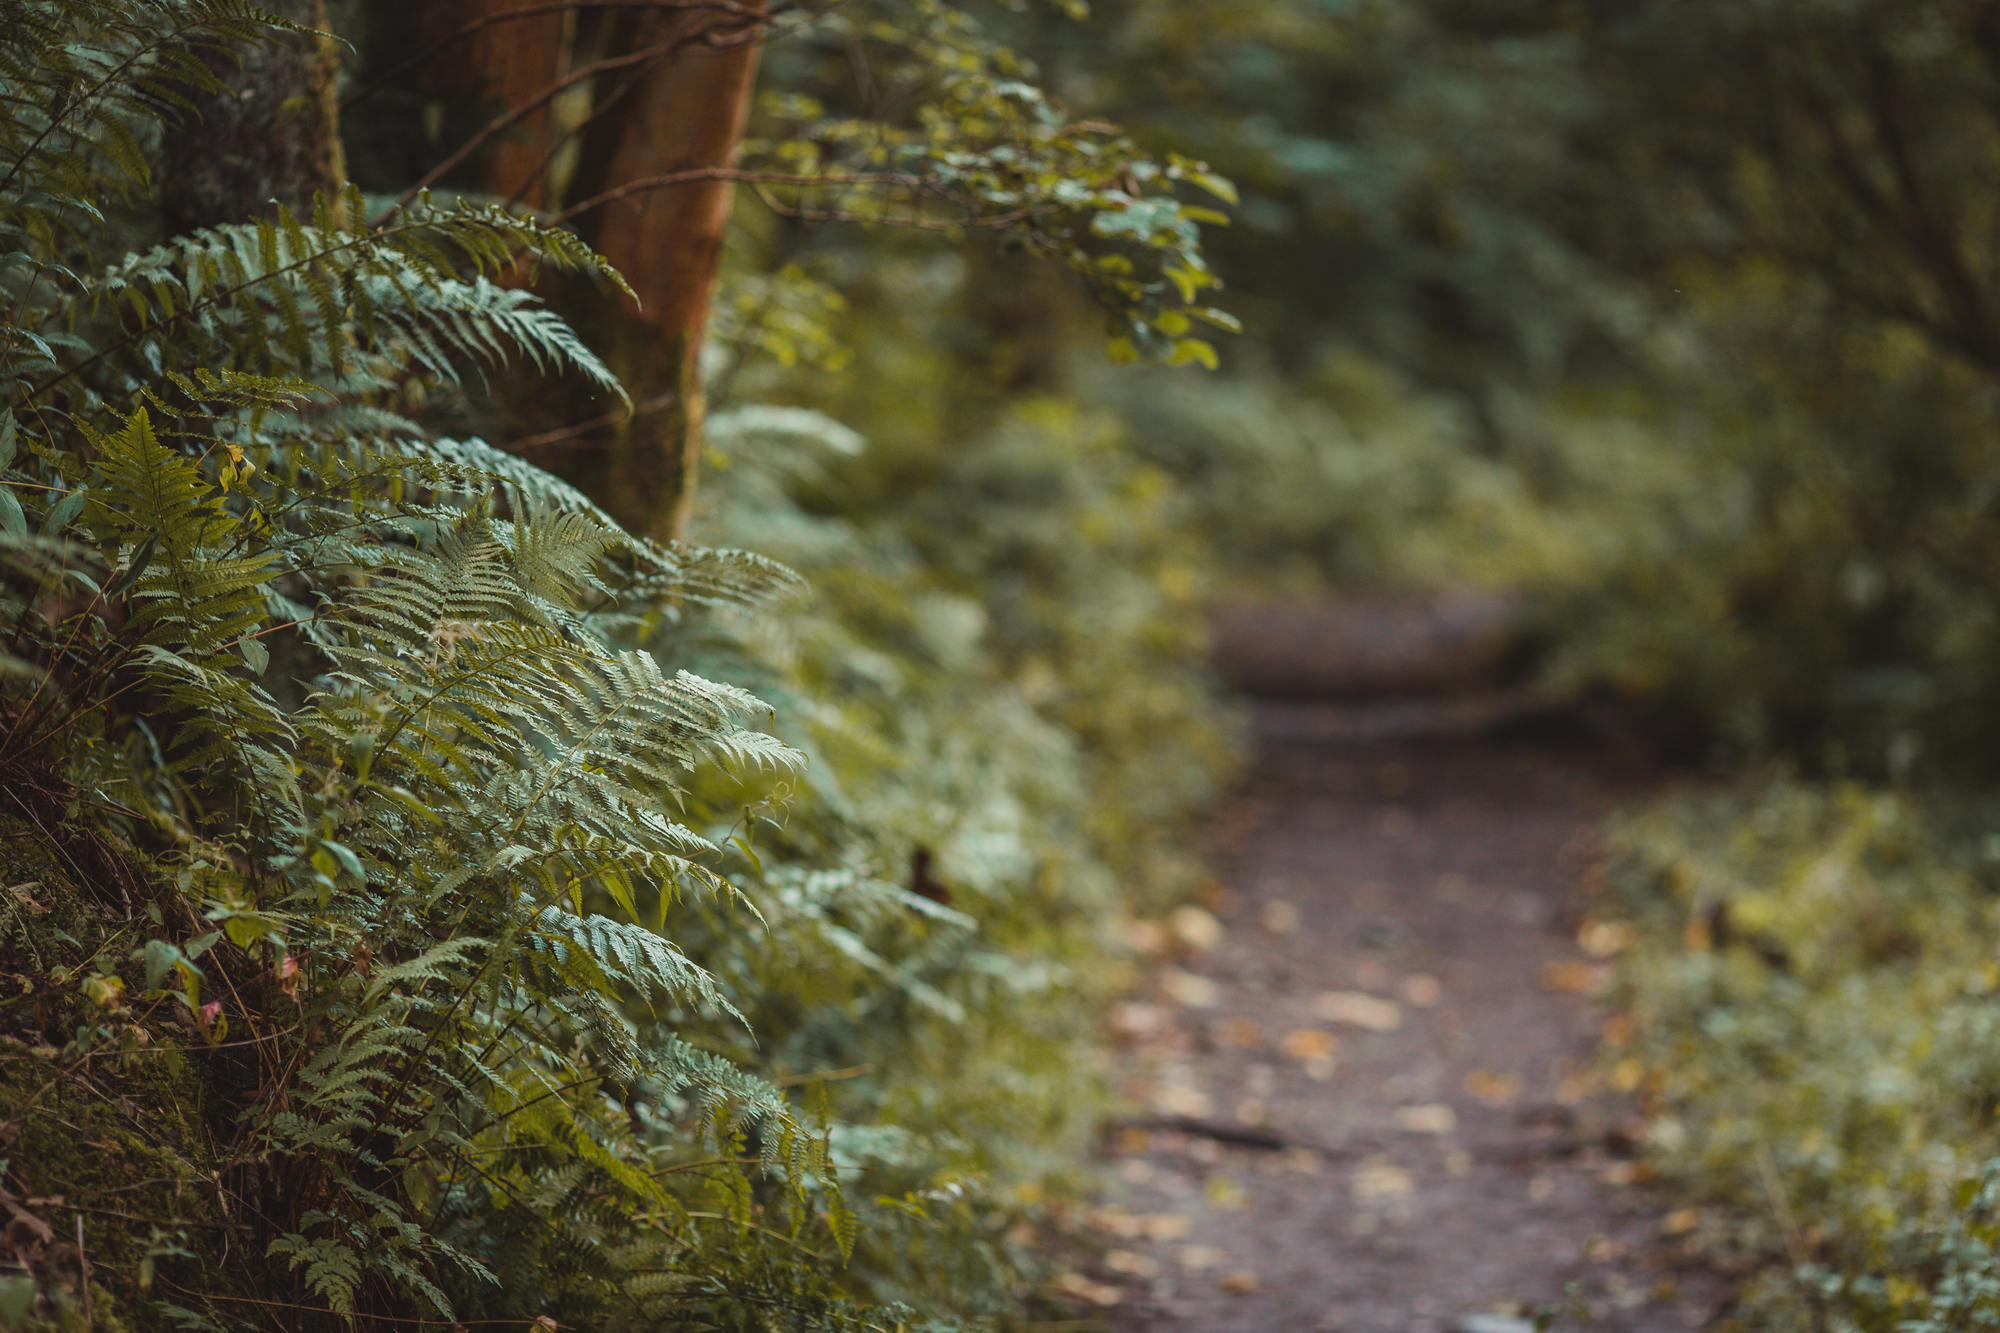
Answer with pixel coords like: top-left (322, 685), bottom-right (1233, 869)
top-left (0, 4), bottom-right (896, 1329)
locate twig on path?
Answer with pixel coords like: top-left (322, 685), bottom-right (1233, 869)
top-left (1105, 1114), bottom-right (1341, 1155)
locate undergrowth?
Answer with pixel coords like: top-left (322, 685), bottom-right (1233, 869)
top-left (1605, 783), bottom-right (2000, 1331)
top-left (0, 3), bottom-right (1230, 1329)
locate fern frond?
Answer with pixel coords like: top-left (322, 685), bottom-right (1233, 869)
top-left (39, 197), bottom-right (628, 406)
top-left (534, 904), bottom-right (743, 1023)
top-left (0, 0), bottom-right (309, 208)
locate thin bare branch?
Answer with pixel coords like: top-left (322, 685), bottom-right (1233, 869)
top-left (373, 16), bottom-right (768, 224)
top-left (340, 0), bottom-right (784, 112)
top-left (504, 389), bottom-right (679, 450)
top-left (549, 165), bottom-right (924, 226)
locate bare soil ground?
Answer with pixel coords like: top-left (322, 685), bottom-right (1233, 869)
top-left (1078, 701), bottom-right (1729, 1332)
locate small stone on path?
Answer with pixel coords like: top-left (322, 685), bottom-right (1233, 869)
top-left (1454, 1316), bottom-right (1537, 1333)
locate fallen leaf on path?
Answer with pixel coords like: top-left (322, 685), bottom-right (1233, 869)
top-left (1585, 1235), bottom-right (1629, 1262)
top-left (1393, 1103), bottom-right (1457, 1135)
top-left (1111, 1126), bottom-right (1151, 1155)
top-left (1109, 1001), bottom-right (1165, 1042)
top-left (1315, 991), bottom-right (1403, 1031)
top-left (1050, 1273), bottom-right (1123, 1307)
top-left (1351, 1160), bottom-right (1416, 1201)
top-left (1464, 1068), bottom-right (1523, 1106)
top-left (1219, 1016), bottom-right (1261, 1047)
top-left (1105, 1249), bottom-right (1160, 1279)
top-left (1260, 900), bottom-right (1300, 934)
top-left (1220, 1271), bottom-right (1262, 1295)
top-left (1161, 968), bottom-right (1221, 1009)
top-left (1234, 1097), bottom-right (1267, 1126)
top-left (1578, 919), bottom-right (1637, 959)
top-left (1282, 1147), bottom-right (1324, 1175)
top-left (1153, 1083), bottom-right (1213, 1118)
top-left (1178, 1245), bottom-right (1228, 1271)
top-left (1139, 1213), bottom-right (1192, 1241)
top-left (1400, 973), bottom-right (1443, 1007)
top-left (1088, 1207), bottom-right (1138, 1238)
top-left (1205, 1175), bottom-right (1250, 1212)
top-left (1600, 1160), bottom-right (1647, 1186)
top-left (1304, 1055), bottom-right (1337, 1081)
top-left (1170, 905), bottom-right (1225, 951)
top-left (1538, 960), bottom-right (1611, 995)
top-left (1354, 958), bottom-right (1392, 990)
top-left (1554, 1070), bottom-right (1597, 1105)
top-left (1279, 1027), bottom-right (1339, 1061)
top-left (1120, 919), bottom-right (1167, 954)
top-left (1663, 1207), bottom-right (1701, 1236)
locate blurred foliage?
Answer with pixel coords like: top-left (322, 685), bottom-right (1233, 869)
top-left (944, 0), bottom-right (2000, 777)
top-left (938, 4), bottom-right (2000, 1323)
top-left (1604, 783), bottom-right (2000, 1331)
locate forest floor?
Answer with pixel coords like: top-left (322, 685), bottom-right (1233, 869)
top-left (1071, 603), bottom-right (1732, 1332)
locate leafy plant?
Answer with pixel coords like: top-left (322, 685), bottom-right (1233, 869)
top-left (0, 4), bottom-right (917, 1328)
top-left (0, 3), bottom-right (1241, 1330)
top-left (1602, 781), bottom-right (2000, 1332)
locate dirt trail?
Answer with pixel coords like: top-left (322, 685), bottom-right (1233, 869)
top-left (1083, 631), bottom-right (1727, 1331)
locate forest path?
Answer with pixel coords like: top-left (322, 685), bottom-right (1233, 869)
top-left (1083, 607), bottom-right (1727, 1333)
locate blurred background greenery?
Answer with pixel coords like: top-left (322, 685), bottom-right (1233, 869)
top-left (672, 1), bottom-right (2000, 1323)
top-left (649, 0), bottom-right (2000, 1321)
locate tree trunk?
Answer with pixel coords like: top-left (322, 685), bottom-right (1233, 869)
top-left (558, 3), bottom-right (769, 541)
top-left (408, 1), bottom-right (768, 541)
top-left (421, 0), bottom-right (569, 210)
top-left (160, 0), bottom-right (346, 231)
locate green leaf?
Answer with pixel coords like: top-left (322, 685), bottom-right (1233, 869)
top-left (40, 487), bottom-right (86, 536)
top-left (1192, 171), bottom-right (1239, 206)
top-left (1167, 338), bottom-right (1219, 370)
top-left (105, 535), bottom-right (156, 598)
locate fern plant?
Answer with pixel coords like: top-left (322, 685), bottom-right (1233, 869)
top-left (0, 4), bottom-right (911, 1329)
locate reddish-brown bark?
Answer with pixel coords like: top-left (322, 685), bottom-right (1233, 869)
top-left (421, 1), bottom-right (770, 539)
top-left (569, 1), bottom-right (768, 540)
